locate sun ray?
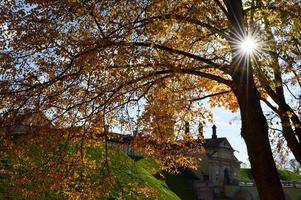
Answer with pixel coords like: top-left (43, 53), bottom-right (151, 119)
top-left (230, 29), bottom-right (266, 68)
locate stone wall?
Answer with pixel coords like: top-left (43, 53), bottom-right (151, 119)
top-left (224, 183), bottom-right (301, 200)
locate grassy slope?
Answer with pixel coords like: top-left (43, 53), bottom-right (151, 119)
top-left (1, 144), bottom-right (191, 200)
top-left (104, 148), bottom-right (181, 200)
top-left (88, 146), bottom-right (196, 200)
top-left (132, 157), bottom-right (197, 200)
top-left (240, 168), bottom-right (301, 181)
top-left (4, 141), bottom-right (301, 199)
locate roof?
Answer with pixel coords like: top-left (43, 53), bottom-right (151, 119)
top-left (204, 137), bottom-right (234, 151)
top-left (105, 132), bottom-right (133, 144)
top-left (0, 111), bottom-right (54, 137)
top-left (0, 111), bottom-right (53, 128)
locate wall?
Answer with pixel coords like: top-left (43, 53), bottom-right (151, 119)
top-left (224, 185), bottom-right (301, 200)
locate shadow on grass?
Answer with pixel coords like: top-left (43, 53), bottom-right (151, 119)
top-left (155, 169), bottom-right (199, 200)
top-left (128, 155), bottom-right (144, 161)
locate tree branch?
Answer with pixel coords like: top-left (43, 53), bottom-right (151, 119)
top-left (178, 68), bottom-right (233, 86)
top-left (130, 41), bottom-right (230, 72)
top-left (260, 97), bottom-right (279, 114)
top-left (138, 14), bottom-right (230, 39)
top-left (214, 0), bottom-right (231, 20)
top-left (189, 90), bottom-right (231, 102)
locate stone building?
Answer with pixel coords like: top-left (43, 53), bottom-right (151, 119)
top-left (194, 125), bottom-right (241, 198)
top-left (0, 111), bottom-right (54, 138)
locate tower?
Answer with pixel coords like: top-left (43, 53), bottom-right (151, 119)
top-left (212, 124), bottom-right (217, 139)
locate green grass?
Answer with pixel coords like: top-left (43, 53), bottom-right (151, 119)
top-left (278, 169), bottom-right (301, 181)
top-left (98, 146), bottom-right (181, 200)
top-left (240, 168), bottom-right (254, 181)
top-left (240, 168), bottom-right (301, 181)
top-left (0, 143), bottom-right (186, 200)
top-left (4, 139), bottom-right (301, 200)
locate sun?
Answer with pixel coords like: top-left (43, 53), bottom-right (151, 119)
top-left (231, 30), bottom-right (264, 66)
top-left (239, 36), bottom-right (258, 54)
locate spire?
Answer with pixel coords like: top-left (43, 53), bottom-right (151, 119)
top-left (198, 122), bottom-right (204, 138)
top-left (212, 124), bottom-right (217, 139)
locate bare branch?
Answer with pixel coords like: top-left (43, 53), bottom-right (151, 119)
top-left (190, 90), bottom-right (231, 102)
top-left (129, 41), bottom-right (230, 72)
top-left (260, 98), bottom-right (279, 114)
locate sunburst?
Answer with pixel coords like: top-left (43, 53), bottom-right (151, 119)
top-left (239, 36), bottom-right (258, 55)
top-left (231, 30), bottom-right (264, 67)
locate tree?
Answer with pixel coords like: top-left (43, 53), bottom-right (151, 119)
top-left (250, 0), bottom-right (301, 165)
top-left (221, 1), bottom-right (283, 198)
top-left (1, 0), bottom-right (300, 199)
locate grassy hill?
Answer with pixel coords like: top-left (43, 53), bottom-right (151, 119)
top-left (3, 139), bottom-right (301, 200)
top-left (240, 168), bottom-right (301, 181)
top-left (0, 142), bottom-right (196, 200)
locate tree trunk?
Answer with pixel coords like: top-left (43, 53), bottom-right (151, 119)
top-left (233, 78), bottom-right (285, 200)
top-left (222, 0), bottom-right (285, 199)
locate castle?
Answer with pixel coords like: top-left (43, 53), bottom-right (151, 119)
top-left (196, 125), bottom-right (241, 185)
top-left (193, 125), bottom-right (241, 199)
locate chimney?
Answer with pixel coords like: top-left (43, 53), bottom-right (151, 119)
top-left (212, 124), bottom-right (217, 139)
top-left (198, 122), bottom-right (204, 138)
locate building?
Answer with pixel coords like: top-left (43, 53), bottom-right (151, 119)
top-left (104, 124), bottom-right (241, 190)
top-left (197, 125), bottom-right (241, 185)
top-left (192, 126), bottom-right (300, 200)
top-left (0, 111), bottom-right (54, 138)
top-left (193, 125), bottom-right (241, 199)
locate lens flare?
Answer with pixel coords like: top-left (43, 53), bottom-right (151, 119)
top-left (240, 36), bottom-right (257, 54)
top-left (230, 29), bottom-right (265, 82)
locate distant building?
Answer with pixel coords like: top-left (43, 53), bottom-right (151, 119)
top-left (0, 111), bottom-right (54, 138)
top-left (196, 125), bottom-right (241, 185)
top-left (104, 123), bottom-right (241, 191)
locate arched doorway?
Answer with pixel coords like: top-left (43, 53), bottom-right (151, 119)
top-left (224, 168), bottom-right (230, 184)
